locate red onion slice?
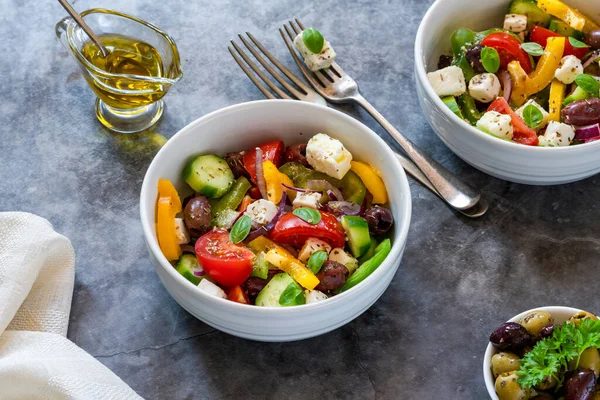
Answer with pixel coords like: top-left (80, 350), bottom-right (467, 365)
top-left (583, 50), bottom-right (600, 69)
top-left (265, 191), bottom-right (287, 231)
top-left (574, 123), bottom-right (600, 143)
top-left (497, 70), bottom-right (512, 102)
top-left (255, 148), bottom-right (268, 200)
top-left (306, 180), bottom-right (344, 202)
top-left (282, 183), bottom-right (308, 193)
top-left (245, 226), bottom-right (268, 243)
top-left (325, 201), bottom-right (361, 217)
top-left (193, 269), bottom-right (205, 277)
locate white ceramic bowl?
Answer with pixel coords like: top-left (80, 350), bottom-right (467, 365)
top-left (140, 100), bottom-right (412, 342)
top-left (415, 0), bottom-right (600, 185)
top-left (483, 306), bottom-right (584, 399)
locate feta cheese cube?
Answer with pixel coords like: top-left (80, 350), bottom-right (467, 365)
top-left (292, 191), bottom-right (321, 210)
top-left (427, 66), bottom-right (467, 97)
top-left (504, 14), bottom-right (528, 33)
top-left (306, 133), bottom-right (353, 179)
top-left (539, 121), bottom-right (575, 147)
top-left (244, 199), bottom-right (278, 225)
top-left (468, 73), bottom-right (502, 103)
top-left (198, 279), bottom-right (227, 299)
top-left (555, 55), bottom-right (583, 84)
top-left (515, 100), bottom-right (550, 131)
top-left (294, 31), bottom-right (336, 71)
top-left (298, 238), bottom-right (332, 263)
top-left (328, 248), bottom-right (359, 274)
top-left (174, 218), bottom-right (190, 245)
top-left (305, 290), bottom-right (328, 304)
top-left (476, 111), bottom-right (514, 140)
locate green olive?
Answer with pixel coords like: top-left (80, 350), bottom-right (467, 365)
top-left (535, 374), bottom-right (557, 390)
top-left (568, 311), bottom-right (598, 325)
top-left (495, 371), bottom-right (531, 400)
top-left (518, 311), bottom-right (554, 337)
top-left (492, 353), bottom-right (521, 378)
top-left (569, 347), bottom-right (600, 377)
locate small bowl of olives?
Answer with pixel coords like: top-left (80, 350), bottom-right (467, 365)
top-left (483, 306), bottom-right (600, 400)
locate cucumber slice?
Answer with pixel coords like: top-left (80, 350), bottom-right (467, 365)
top-left (563, 86), bottom-right (591, 106)
top-left (358, 238), bottom-right (378, 264)
top-left (175, 254), bottom-right (204, 285)
top-left (508, 0), bottom-right (551, 30)
top-left (183, 155), bottom-right (235, 199)
top-left (548, 17), bottom-right (584, 40)
top-left (442, 96), bottom-right (465, 120)
top-left (251, 252), bottom-right (270, 279)
top-left (341, 216), bottom-right (371, 258)
top-left (255, 273), bottom-right (294, 307)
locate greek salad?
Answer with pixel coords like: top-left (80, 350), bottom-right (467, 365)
top-left (427, 0), bottom-right (600, 147)
top-left (155, 133), bottom-right (395, 306)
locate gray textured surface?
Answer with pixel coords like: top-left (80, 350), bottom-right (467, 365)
top-left (1, 0), bottom-right (599, 398)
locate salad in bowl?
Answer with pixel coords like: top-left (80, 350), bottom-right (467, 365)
top-left (426, 0), bottom-right (600, 147)
top-left (154, 132), bottom-right (395, 307)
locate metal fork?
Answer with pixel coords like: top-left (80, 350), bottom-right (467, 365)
top-left (281, 19), bottom-right (483, 212)
top-left (228, 34), bottom-right (488, 218)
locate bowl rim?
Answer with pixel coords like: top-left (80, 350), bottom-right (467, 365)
top-left (139, 99), bottom-right (412, 314)
top-left (482, 305), bottom-right (584, 399)
top-left (414, 0), bottom-right (600, 153)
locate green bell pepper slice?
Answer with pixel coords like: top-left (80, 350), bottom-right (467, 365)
top-left (211, 176), bottom-right (251, 216)
top-left (337, 239), bottom-right (392, 293)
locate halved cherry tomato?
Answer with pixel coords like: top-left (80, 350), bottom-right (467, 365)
top-left (481, 33), bottom-right (532, 74)
top-left (195, 229), bottom-right (255, 287)
top-left (530, 25), bottom-right (589, 59)
top-left (227, 285), bottom-right (250, 304)
top-left (269, 211), bottom-right (346, 248)
top-left (488, 97), bottom-right (539, 146)
top-left (242, 141), bottom-right (284, 184)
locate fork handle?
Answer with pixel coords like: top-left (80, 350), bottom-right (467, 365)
top-left (354, 94), bottom-right (481, 210)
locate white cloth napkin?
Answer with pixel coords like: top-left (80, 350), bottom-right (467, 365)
top-left (0, 212), bottom-right (142, 399)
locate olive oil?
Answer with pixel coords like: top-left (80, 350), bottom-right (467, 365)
top-left (81, 34), bottom-right (168, 109)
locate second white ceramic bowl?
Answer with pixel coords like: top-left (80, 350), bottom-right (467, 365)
top-left (483, 306), bottom-right (583, 399)
top-left (415, 0), bottom-right (600, 185)
top-left (140, 100), bottom-right (412, 342)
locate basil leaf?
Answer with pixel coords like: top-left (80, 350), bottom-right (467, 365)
top-left (569, 37), bottom-right (589, 49)
top-left (575, 74), bottom-right (600, 97)
top-left (481, 47), bottom-right (500, 74)
top-left (521, 42), bottom-right (544, 57)
top-left (293, 207), bottom-right (321, 224)
top-left (522, 104), bottom-right (544, 129)
top-left (302, 28), bottom-right (325, 54)
top-left (279, 282), bottom-right (305, 306)
top-left (307, 250), bottom-right (327, 274)
top-left (229, 215), bottom-right (251, 243)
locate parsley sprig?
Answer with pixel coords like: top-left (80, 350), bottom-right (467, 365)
top-left (517, 319), bottom-right (600, 389)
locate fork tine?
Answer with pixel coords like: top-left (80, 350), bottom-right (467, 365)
top-left (294, 18), bottom-right (342, 78)
top-left (281, 24), bottom-right (327, 89)
top-left (228, 46), bottom-right (278, 100)
top-left (230, 40), bottom-right (291, 100)
top-left (245, 32), bottom-right (311, 96)
top-left (238, 34), bottom-right (306, 100)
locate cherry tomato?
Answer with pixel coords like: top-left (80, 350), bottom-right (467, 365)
top-left (227, 285), bottom-right (250, 304)
top-left (242, 140), bottom-right (284, 184)
top-left (195, 229), bottom-right (255, 287)
top-left (481, 33), bottom-right (532, 74)
top-left (530, 25), bottom-right (589, 59)
top-left (487, 97), bottom-right (539, 146)
top-left (269, 211), bottom-right (346, 249)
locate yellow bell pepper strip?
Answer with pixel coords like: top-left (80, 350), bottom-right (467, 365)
top-left (158, 179), bottom-right (182, 215)
top-left (350, 161), bottom-right (388, 204)
top-left (263, 160), bottom-right (295, 203)
top-left (507, 61), bottom-right (530, 107)
top-left (538, 0), bottom-right (600, 33)
top-left (156, 197), bottom-right (182, 261)
top-left (507, 37), bottom-right (566, 107)
top-left (248, 236), bottom-right (319, 290)
top-left (264, 248), bottom-right (319, 290)
top-left (548, 79), bottom-right (566, 122)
